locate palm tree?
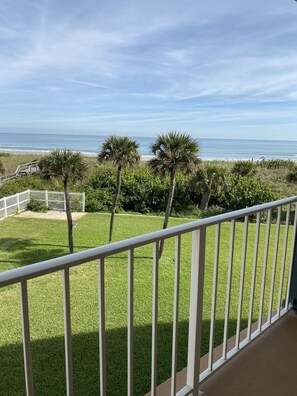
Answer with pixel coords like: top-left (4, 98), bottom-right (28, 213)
top-left (192, 164), bottom-right (227, 211)
top-left (98, 136), bottom-right (140, 243)
top-left (149, 132), bottom-right (200, 258)
top-left (39, 149), bottom-right (87, 254)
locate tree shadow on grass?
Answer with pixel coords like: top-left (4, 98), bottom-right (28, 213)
top-left (0, 318), bottom-right (244, 396)
top-left (0, 238), bottom-right (67, 270)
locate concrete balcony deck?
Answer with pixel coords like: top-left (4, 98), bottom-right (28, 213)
top-left (151, 309), bottom-right (297, 396)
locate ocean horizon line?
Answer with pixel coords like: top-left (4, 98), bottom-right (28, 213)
top-left (1, 132), bottom-right (297, 161)
top-left (1, 148), bottom-right (296, 163)
top-left (1, 131), bottom-right (297, 144)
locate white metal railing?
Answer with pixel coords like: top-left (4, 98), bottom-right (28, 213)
top-left (0, 196), bottom-right (297, 396)
top-left (0, 190), bottom-right (85, 220)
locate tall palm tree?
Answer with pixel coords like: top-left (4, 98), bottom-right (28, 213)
top-left (98, 136), bottom-right (140, 243)
top-left (192, 164), bottom-right (227, 211)
top-left (149, 132), bottom-right (200, 258)
top-left (39, 149), bottom-right (87, 254)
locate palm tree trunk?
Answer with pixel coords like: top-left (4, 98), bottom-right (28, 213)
top-left (64, 180), bottom-right (74, 254)
top-left (159, 171), bottom-right (176, 258)
top-left (109, 166), bottom-right (122, 243)
top-left (200, 190), bottom-right (211, 211)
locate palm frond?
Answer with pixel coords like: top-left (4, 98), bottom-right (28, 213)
top-left (39, 149), bottom-right (88, 182)
top-left (149, 131), bottom-right (200, 176)
top-left (98, 136), bottom-right (140, 168)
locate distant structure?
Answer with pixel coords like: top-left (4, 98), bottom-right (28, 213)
top-left (0, 161), bottom-right (40, 186)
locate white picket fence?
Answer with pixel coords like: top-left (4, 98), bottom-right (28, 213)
top-left (0, 190), bottom-right (85, 221)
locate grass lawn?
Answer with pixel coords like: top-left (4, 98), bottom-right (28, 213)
top-left (0, 212), bottom-right (294, 395)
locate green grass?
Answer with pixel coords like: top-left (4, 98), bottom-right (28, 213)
top-left (0, 213), bottom-right (294, 395)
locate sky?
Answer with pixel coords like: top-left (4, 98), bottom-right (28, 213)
top-left (1, 0), bottom-right (297, 140)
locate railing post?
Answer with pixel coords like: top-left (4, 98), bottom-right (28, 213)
top-left (288, 205), bottom-right (297, 309)
top-left (186, 227), bottom-right (206, 396)
top-left (4, 197), bottom-right (7, 218)
top-left (45, 190), bottom-right (49, 207)
top-left (82, 192), bottom-right (86, 212)
top-left (17, 193), bottom-right (20, 211)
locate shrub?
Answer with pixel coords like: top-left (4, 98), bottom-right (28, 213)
top-left (27, 198), bottom-right (49, 212)
top-left (85, 187), bottom-right (114, 212)
top-left (85, 165), bottom-right (194, 214)
top-left (0, 175), bottom-right (61, 199)
top-left (286, 168), bottom-right (297, 184)
top-left (232, 161), bottom-right (256, 177)
top-left (201, 205), bottom-right (228, 218)
top-left (258, 159), bottom-right (295, 169)
top-left (0, 160), bottom-right (4, 175)
top-left (223, 175), bottom-right (275, 211)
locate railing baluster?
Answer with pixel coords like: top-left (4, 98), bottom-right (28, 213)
top-left (235, 216), bottom-right (249, 349)
top-left (247, 212), bottom-right (261, 340)
top-left (277, 205), bottom-right (291, 315)
top-left (151, 242), bottom-right (159, 396)
top-left (98, 258), bottom-right (106, 396)
top-left (171, 235), bottom-right (181, 396)
top-left (258, 209), bottom-right (272, 331)
top-left (63, 268), bottom-right (74, 396)
top-left (286, 203), bottom-right (297, 309)
top-left (268, 207), bottom-right (281, 323)
top-left (186, 227), bottom-right (206, 396)
top-left (208, 224), bottom-right (220, 371)
top-left (127, 249), bottom-right (134, 396)
top-left (222, 219), bottom-right (236, 360)
top-left (20, 281), bottom-right (34, 396)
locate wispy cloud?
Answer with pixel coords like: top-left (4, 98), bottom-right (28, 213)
top-left (1, 0), bottom-right (297, 139)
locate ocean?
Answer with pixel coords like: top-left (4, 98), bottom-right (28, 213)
top-left (0, 132), bottom-right (297, 161)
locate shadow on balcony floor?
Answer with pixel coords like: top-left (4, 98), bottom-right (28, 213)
top-left (201, 309), bottom-right (297, 396)
top-left (150, 310), bottom-right (297, 396)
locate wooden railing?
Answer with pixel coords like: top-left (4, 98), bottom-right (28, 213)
top-left (0, 161), bottom-right (39, 185)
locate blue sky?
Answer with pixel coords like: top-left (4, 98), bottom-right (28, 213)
top-left (1, 0), bottom-right (297, 139)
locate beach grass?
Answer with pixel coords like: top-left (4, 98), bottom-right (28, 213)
top-left (0, 153), bottom-right (98, 175)
top-left (0, 213), bottom-right (293, 395)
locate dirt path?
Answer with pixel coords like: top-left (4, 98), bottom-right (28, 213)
top-left (17, 210), bottom-right (86, 220)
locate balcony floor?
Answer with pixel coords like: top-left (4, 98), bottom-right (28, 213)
top-left (201, 309), bottom-right (297, 396)
top-left (150, 309), bottom-right (297, 396)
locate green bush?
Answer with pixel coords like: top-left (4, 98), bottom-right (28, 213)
top-left (201, 205), bottom-right (228, 218)
top-left (223, 175), bottom-right (275, 211)
top-left (27, 198), bottom-right (49, 212)
top-left (286, 168), bottom-right (297, 184)
top-left (0, 175), bottom-right (58, 198)
top-left (0, 160), bottom-right (4, 175)
top-left (85, 165), bottom-right (194, 214)
top-left (85, 187), bottom-right (114, 212)
top-left (232, 161), bottom-right (256, 177)
top-left (258, 159), bottom-right (295, 169)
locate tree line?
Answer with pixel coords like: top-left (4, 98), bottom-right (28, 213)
top-left (37, 132), bottom-right (201, 257)
top-left (2, 132), bottom-right (296, 256)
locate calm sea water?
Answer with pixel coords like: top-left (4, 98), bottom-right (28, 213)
top-left (0, 132), bottom-right (297, 161)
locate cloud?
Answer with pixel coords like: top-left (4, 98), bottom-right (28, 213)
top-left (1, 0), bottom-right (297, 139)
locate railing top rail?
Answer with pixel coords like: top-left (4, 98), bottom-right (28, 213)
top-left (0, 196), bottom-right (296, 288)
top-left (30, 190), bottom-right (82, 195)
top-left (0, 190), bottom-right (31, 201)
